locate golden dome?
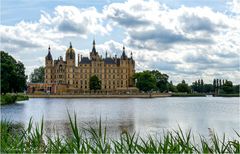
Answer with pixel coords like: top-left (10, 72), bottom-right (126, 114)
top-left (66, 42), bottom-right (75, 54)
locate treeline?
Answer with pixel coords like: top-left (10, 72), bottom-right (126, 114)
top-left (1, 50), bottom-right (239, 96)
top-left (134, 70), bottom-right (239, 94)
top-left (192, 79), bottom-right (239, 94)
top-left (1, 51), bottom-right (28, 104)
top-left (1, 51), bottom-right (27, 94)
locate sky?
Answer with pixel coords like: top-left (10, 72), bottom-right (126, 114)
top-left (0, 0), bottom-right (240, 84)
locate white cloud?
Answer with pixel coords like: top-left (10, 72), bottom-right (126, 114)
top-left (0, 0), bottom-right (239, 84)
top-left (228, 0), bottom-right (240, 14)
top-left (102, 0), bottom-right (240, 84)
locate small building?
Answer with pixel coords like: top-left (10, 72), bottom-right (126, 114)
top-left (27, 83), bottom-right (68, 94)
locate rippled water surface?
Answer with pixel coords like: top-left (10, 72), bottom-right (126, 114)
top-left (1, 97), bottom-right (239, 138)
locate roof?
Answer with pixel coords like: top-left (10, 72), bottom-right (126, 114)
top-left (121, 51), bottom-right (128, 60)
top-left (104, 58), bottom-right (116, 64)
top-left (46, 51), bottom-right (52, 60)
top-left (79, 57), bottom-right (91, 64)
top-left (92, 40), bottom-right (97, 54)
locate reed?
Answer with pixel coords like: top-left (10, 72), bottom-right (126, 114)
top-left (1, 114), bottom-right (239, 153)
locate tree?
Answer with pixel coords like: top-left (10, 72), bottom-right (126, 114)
top-left (222, 81), bottom-right (234, 94)
top-left (233, 85), bottom-right (240, 94)
top-left (200, 79), bottom-right (204, 93)
top-left (1, 51), bottom-right (27, 94)
top-left (134, 71), bottom-right (156, 92)
top-left (177, 80), bottom-right (191, 93)
top-left (89, 75), bottom-right (101, 92)
top-left (150, 70), bottom-right (169, 92)
top-left (203, 84), bottom-right (214, 93)
top-left (30, 66), bottom-right (45, 83)
top-left (168, 81), bottom-right (178, 92)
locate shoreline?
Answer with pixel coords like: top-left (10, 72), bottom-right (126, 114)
top-left (28, 93), bottom-right (171, 98)
top-left (27, 93), bottom-right (239, 98)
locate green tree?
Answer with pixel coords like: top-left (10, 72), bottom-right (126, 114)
top-left (134, 71), bottom-right (156, 92)
top-left (222, 81), bottom-right (234, 94)
top-left (203, 84), bottom-right (214, 93)
top-left (150, 70), bottom-right (169, 92)
top-left (89, 75), bottom-right (101, 92)
top-left (233, 85), bottom-right (240, 94)
top-left (1, 51), bottom-right (27, 94)
top-left (177, 80), bottom-right (191, 93)
top-left (168, 81), bottom-right (178, 92)
top-left (30, 66), bottom-right (45, 83)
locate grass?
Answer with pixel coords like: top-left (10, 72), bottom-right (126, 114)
top-left (0, 93), bottom-right (29, 105)
top-left (217, 94), bottom-right (240, 97)
top-left (171, 93), bottom-right (206, 97)
top-left (1, 114), bottom-right (239, 153)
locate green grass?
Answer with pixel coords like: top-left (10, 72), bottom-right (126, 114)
top-left (16, 94), bottom-right (29, 101)
top-left (171, 93), bottom-right (206, 97)
top-left (217, 94), bottom-right (240, 97)
top-left (0, 93), bottom-right (29, 105)
top-left (1, 114), bottom-right (239, 153)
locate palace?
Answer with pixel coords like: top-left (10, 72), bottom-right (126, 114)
top-left (28, 40), bottom-right (136, 94)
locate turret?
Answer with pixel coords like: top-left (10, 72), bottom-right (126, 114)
top-left (121, 46), bottom-right (128, 60)
top-left (66, 42), bottom-right (75, 66)
top-left (45, 45), bottom-right (53, 66)
top-left (45, 46), bottom-right (53, 83)
top-left (90, 39), bottom-right (99, 60)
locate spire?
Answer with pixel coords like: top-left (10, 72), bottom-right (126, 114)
top-left (93, 39), bottom-right (95, 47)
top-left (46, 45), bottom-right (52, 60)
top-left (92, 39), bottom-right (97, 54)
top-left (121, 45), bottom-right (127, 59)
top-left (70, 42), bottom-right (72, 48)
top-left (105, 51), bottom-right (108, 58)
top-left (131, 51), bottom-right (133, 59)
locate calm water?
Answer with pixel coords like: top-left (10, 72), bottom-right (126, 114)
top-left (1, 97), bottom-right (239, 138)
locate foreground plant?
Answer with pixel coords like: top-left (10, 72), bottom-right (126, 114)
top-left (1, 114), bottom-right (239, 153)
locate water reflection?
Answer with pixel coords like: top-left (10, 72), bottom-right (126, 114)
top-left (1, 97), bottom-right (239, 138)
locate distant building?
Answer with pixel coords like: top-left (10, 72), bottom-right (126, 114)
top-left (28, 40), bottom-right (136, 94)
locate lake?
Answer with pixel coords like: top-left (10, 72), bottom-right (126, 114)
top-left (1, 97), bottom-right (239, 138)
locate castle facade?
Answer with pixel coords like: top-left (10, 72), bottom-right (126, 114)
top-left (43, 40), bottom-right (135, 93)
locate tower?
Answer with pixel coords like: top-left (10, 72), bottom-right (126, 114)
top-left (65, 42), bottom-right (76, 86)
top-left (90, 39), bottom-right (99, 60)
top-left (66, 42), bottom-right (75, 65)
top-left (45, 46), bottom-right (53, 83)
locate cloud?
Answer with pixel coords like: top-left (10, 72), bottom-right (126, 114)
top-left (1, 0), bottom-right (239, 84)
top-left (104, 1), bottom-right (238, 50)
top-left (228, 0), bottom-right (240, 14)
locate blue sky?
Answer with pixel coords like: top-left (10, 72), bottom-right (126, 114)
top-left (1, 0), bottom-right (229, 25)
top-left (1, 0), bottom-right (239, 84)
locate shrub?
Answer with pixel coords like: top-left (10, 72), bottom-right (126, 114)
top-left (16, 94), bottom-right (29, 101)
top-left (0, 94), bottom-right (17, 105)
